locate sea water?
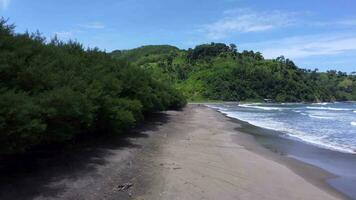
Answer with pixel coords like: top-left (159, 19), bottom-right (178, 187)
top-left (208, 102), bottom-right (356, 154)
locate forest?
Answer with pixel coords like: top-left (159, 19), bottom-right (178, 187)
top-left (0, 19), bottom-right (186, 154)
top-left (112, 43), bottom-right (356, 102)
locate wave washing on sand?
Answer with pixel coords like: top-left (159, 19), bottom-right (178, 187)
top-left (207, 103), bottom-right (356, 154)
top-left (225, 111), bottom-right (355, 154)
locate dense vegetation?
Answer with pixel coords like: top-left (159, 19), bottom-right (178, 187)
top-left (112, 43), bottom-right (356, 102)
top-left (1, 18), bottom-right (355, 154)
top-left (0, 20), bottom-right (186, 154)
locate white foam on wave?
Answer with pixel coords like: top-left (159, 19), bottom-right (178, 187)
top-left (293, 110), bottom-right (308, 116)
top-left (212, 108), bottom-right (356, 154)
top-left (281, 102), bottom-right (304, 105)
top-left (205, 104), bottom-right (230, 112)
top-left (308, 115), bottom-right (334, 120)
top-left (351, 122), bottom-right (356, 126)
top-left (306, 110), bottom-right (341, 118)
top-left (313, 102), bottom-right (330, 105)
top-left (285, 132), bottom-right (356, 154)
top-left (306, 106), bottom-right (352, 111)
top-left (239, 104), bottom-right (285, 111)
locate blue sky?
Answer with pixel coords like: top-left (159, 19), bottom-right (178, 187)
top-left (1, 0), bottom-right (356, 72)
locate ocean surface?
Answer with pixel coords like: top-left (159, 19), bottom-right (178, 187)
top-left (208, 102), bottom-right (356, 154)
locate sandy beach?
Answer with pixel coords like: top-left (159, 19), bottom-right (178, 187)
top-left (134, 105), bottom-right (347, 200)
top-left (0, 105), bottom-right (349, 200)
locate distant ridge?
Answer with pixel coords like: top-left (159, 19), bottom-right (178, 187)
top-left (111, 43), bottom-right (356, 102)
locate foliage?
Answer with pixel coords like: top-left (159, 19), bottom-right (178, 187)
top-left (0, 19), bottom-right (186, 154)
top-left (112, 43), bottom-right (356, 102)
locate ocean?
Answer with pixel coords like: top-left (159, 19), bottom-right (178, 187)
top-left (208, 102), bottom-right (356, 154)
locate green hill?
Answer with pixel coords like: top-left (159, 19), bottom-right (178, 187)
top-left (111, 45), bottom-right (181, 64)
top-left (111, 43), bottom-right (356, 102)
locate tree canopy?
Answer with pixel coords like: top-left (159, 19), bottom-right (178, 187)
top-left (0, 19), bottom-right (186, 154)
top-left (112, 43), bottom-right (356, 102)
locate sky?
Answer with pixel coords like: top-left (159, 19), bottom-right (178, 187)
top-left (1, 0), bottom-right (356, 72)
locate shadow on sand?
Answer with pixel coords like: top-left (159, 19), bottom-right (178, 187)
top-left (0, 112), bottom-right (170, 200)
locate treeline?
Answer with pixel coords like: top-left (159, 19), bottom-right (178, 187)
top-left (112, 43), bottom-right (356, 102)
top-left (0, 20), bottom-right (186, 154)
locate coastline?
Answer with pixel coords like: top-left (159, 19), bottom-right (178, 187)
top-left (213, 107), bottom-right (354, 200)
top-left (209, 103), bottom-right (356, 200)
top-left (135, 104), bottom-right (348, 200)
top-left (0, 104), bottom-right (351, 199)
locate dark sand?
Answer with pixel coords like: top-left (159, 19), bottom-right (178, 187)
top-left (0, 105), bottom-right (349, 200)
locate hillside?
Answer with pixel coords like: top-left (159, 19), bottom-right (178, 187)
top-left (111, 43), bottom-right (356, 102)
top-left (111, 45), bottom-right (180, 63)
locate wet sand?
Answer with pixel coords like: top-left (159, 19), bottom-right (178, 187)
top-left (233, 118), bottom-right (356, 200)
top-left (0, 105), bottom-right (349, 200)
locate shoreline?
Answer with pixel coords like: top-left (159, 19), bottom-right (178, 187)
top-left (208, 104), bottom-right (356, 200)
top-left (214, 108), bottom-right (352, 200)
top-left (0, 104), bottom-right (351, 199)
top-left (135, 105), bottom-right (348, 200)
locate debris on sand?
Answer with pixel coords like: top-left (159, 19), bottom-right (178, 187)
top-left (117, 182), bottom-right (133, 191)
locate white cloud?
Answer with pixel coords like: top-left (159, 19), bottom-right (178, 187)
top-left (79, 22), bottom-right (105, 29)
top-left (241, 33), bottom-right (356, 59)
top-left (203, 8), bottom-right (297, 39)
top-left (202, 8), bottom-right (356, 40)
top-left (306, 18), bottom-right (356, 27)
top-left (0, 0), bottom-right (10, 10)
top-left (54, 31), bottom-right (74, 39)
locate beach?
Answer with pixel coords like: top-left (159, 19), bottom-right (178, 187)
top-left (134, 104), bottom-right (347, 200)
top-left (0, 104), bottom-right (349, 200)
